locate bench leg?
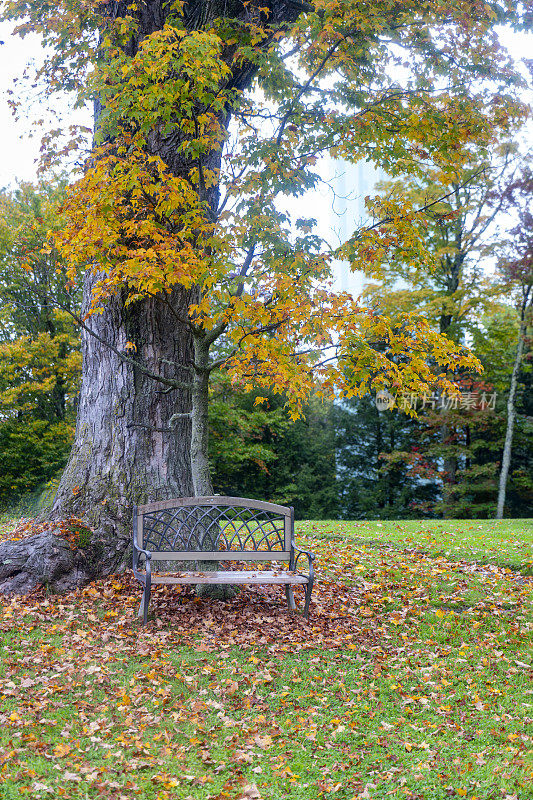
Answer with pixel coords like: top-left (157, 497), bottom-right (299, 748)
top-left (285, 586), bottom-right (296, 612)
top-left (303, 579), bottom-right (313, 620)
top-left (138, 580), bottom-right (151, 625)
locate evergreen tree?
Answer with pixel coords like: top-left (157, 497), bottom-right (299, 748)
top-left (334, 396), bottom-right (437, 519)
top-left (210, 379), bottom-right (338, 519)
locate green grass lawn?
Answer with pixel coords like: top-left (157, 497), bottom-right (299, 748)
top-left (1, 519), bottom-right (532, 800)
top-left (298, 519), bottom-right (533, 573)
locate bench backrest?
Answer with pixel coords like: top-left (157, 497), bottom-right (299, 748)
top-left (134, 496), bottom-right (294, 561)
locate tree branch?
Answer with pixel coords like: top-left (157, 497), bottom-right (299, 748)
top-left (276, 35), bottom-right (348, 146)
top-left (351, 169), bottom-right (488, 245)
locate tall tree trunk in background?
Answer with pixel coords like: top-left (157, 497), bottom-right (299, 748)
top-left (387, 419), bottom-right (395, 508)
top-left (0, 0), bottom-right (304, 594)
top-left (375, 410), bottom-right (383, 511)
top-left (439, 247), bottom-right (463, 517)
top-left (496, 312), bottom-right (527, 519)
top-left (190, 338), bottom-right (214, 498)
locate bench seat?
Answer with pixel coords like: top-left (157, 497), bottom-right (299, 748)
top-left (135, 570), bottom-right (310, 585)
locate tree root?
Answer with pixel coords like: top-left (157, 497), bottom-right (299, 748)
top-left (0, 522), bottom-right (129, 596)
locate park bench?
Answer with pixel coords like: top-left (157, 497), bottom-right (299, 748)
top-left (132, 496), bottom-right (315, 624)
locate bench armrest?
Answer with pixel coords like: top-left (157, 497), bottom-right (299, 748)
top-left (133, 542), bottom-right (152, 558)
top-left (133, 541), bottom-right (152, 576)
top-left (293, 545), bottom-right (315, 575)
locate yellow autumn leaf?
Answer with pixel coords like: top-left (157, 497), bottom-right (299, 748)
top-left (254, 735), bottom-right (273, 749)
top-left (53, 743), bottom-right (71, 757)
top-left (118, 693), bottom-right (131, 706)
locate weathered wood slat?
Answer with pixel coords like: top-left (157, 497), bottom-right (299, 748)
top-left (137, 570), bottom-right (309, 585)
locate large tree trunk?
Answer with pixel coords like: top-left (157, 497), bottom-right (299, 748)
top-left (0, 0), bottom-right (305, 595)
top-left (51, 276), bottom-right (195, 526)
top-left (0, 277), bottom-right (195, 594)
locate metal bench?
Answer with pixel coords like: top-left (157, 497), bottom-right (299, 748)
top-left (132, 496), bottom-right (315, 624)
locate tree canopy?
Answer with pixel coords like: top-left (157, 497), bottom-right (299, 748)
top-left (0, 182), bottom-right (81, 508)
top-left (4, 1), bottom-right (529, 428)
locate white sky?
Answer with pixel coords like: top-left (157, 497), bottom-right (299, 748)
top-left (0, 22), bottom-right (51, 186)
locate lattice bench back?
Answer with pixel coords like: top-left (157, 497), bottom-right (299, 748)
top-left (135, 496), bottom-right (294, 562)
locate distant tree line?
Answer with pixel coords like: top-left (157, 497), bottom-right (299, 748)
top-left (0, 177), bottom-right (530, 519)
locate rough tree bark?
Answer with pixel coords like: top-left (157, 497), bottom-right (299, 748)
top-left (0, 0), bottom-right (305, 594)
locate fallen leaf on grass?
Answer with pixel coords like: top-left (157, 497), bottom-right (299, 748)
top-left (254, 734), bottom-right (273, 748)
top-left (32, 783), bottom-right (53, 794)
top-left (233, 749), bottom-right (253, 764)
top-left (53, 743), bottom-right (71, 757)
top-left (62, 772), bottom-right (81, 782)
top-left (237, 782), bottom-right (262, 799)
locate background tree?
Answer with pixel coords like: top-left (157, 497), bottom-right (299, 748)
top-left (209, 377), bottom-right (338, 518)
top-left (397, 377), bottom-right (506, 518)
top-left (334, 396), bottom-right (437, 519)
top-left (0, 0), bottom-right (528, 592)
top-left (496, 169), bottom-right (533, 518)
top-left (0, 182), bottom-right (81, 510)
top-left (359, 152), bottom-right (516, 338)
top-left (353, 146), bottom-right (531, 516)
